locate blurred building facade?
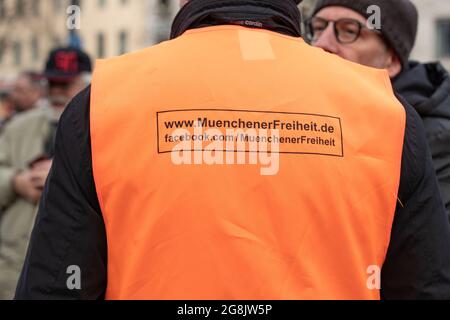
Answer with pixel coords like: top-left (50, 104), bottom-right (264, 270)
top-left (1, 0), bottom-right (449, 81)
top-left (0, 0), bottom-right (179, 80)
top-left (411, 0), bottom-right (450, 69)
top-left (0, 0), bottom-right (68, 79)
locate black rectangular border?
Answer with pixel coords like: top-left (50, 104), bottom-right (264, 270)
top-left (157, 109), bottom-right (344, 158)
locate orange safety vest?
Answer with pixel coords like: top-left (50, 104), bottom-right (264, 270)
top-left (91, 25), bottom-right (406, 300)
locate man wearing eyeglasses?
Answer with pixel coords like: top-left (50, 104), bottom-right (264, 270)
top-left (307, 0), bottom-right (414, 77)
top-left (308, 0), bottom-right (450, 220)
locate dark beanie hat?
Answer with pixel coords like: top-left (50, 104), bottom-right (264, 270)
top-left (312, 0), bottom-right (418, 69)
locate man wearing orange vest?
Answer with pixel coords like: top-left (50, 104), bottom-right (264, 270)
top-left (15, 0), bottom-right (450, 300)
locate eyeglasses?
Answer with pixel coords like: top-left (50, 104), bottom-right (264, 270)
top-left (305, 16), bottom-right (381, 44)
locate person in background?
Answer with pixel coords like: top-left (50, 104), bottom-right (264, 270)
top-left (0, 90), bottom-right (15, 129)
top-left (0, 47), bottom-right (92, 300)
top-left (308, 0), bottom-right (450, 219)
top-left (10, 72), bottom-right (47, 114)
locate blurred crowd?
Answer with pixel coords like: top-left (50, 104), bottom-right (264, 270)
top-left (0, 46), bottom-right (92, 299)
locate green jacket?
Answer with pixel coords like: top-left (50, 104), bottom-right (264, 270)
top-left (0, 103), bottom-right (59, 300)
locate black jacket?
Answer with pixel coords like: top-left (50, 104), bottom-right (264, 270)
top-left (15, 0), bottom-right (450, 300)
top-left (394, 62), bottom-right (450, 218)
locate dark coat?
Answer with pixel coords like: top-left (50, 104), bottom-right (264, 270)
top-left (394, 62), bottom-right (450, 217)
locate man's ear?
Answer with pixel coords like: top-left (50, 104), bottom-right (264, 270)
top-left (386, 50), bottom-right (402, 78)
top-left (180, 0), bottom-right (189, 6)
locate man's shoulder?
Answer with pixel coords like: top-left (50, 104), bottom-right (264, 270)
top-left (94, 40), bottom-right (175, 73)
top-left (2, 107), bottom-right (49, 135)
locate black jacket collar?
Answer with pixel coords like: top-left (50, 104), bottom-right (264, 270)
top-left (393, 61), bottom-right (450, 119)
top-left (170, 0), bottom-right (302, 39)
